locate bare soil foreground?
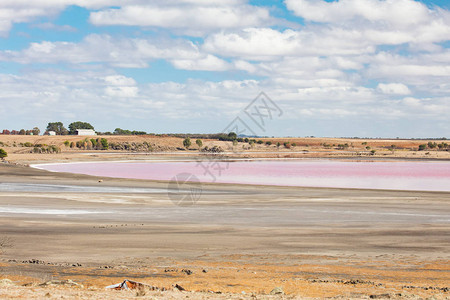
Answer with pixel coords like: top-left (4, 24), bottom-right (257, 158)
top-left (0, 143), bottom-right (449, 298)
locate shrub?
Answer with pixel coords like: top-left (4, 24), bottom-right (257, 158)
top-left (292, 143), bottom-right (297, 147)
top-left (196, 139), bottom-right (203, 148)
top-left (418, 144), bottom-right (427, 151)
top-left (257, 140), bottom-right (264, 144)
top-left (370, 150), bottom-right (376, 155)
top-left (0, 148), bottom-right (7, 159)
top-left (265, 141), bottom-right (272, 146)
top-left (63, 140), bottom-right (70, 147)
top-left (23, 142), bottom-right (34, 147)
top-left (100, 138), bottom-right (109, 150)
top-left (284, 142), bottom-right (291, 149)
top-left (183, 137), bottom-right (191, 149)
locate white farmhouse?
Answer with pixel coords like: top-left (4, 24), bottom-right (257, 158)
top-left (47, 131), bottom-right (56, 136)
top-left (76, 129), bottom-right (97, 136)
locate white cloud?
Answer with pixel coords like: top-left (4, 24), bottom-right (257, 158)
top-left (171, 55), bottom-right (230, 71)
top-left (285, 0), bottom-right (430, 26)
top-left (203, 27), bottom-right (376, 60)
top-left (31, 22), bottom-right (77, 32)
top-left (377, 83), bottom-right (411, 95)
top-left (89, 2), bottom-right (272, 36)
top-left (285, 0), bottom-right (450, 45)
top-left (0, 34), bottom-right (203, 69)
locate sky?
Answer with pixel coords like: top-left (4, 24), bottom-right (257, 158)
top-left (0, 0), bottom-right (449, 138)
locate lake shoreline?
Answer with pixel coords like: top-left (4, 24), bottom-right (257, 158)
top-left (0, 162), bottom-right (449, 299)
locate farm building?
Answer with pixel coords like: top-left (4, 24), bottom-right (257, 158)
top-left (76, 129), bottom-right (96, 136)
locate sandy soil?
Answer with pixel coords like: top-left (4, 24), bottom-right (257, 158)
top-left (0, 161), bottom-right (449, 299)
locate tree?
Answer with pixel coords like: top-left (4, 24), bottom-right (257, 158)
top-left (32, 127), bottom-right (40, 136)
top-left (227, 132), bottom-right (237, 140)
top-left (19, 129), bottom-right (26, 135)
top-left (196, 139), bottom-right (203, 148)
top-left (183, 137), bottom-right (191, 149)
top-left (46, 122), bottom-right (68, 135)
top-left (114, 128), bottom-right (131, 135)
top-left (0, 148), bottom-right (7, 160)
top-left (68, 121), bottom-right (95, 135)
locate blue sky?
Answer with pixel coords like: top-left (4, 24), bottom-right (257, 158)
top-left (0, 0), bottom-right (449, 137)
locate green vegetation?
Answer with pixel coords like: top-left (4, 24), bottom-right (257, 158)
top-left (46, 122), bottom-right (68, 135)
top-left (218, 132), bottom-right (237, 141)
top-left (32, 145), bottom-right (61, 154)
top-left (427, 142), bottom-right (437, 149)
top-left (183, 137), bottom-right (191, 149)
top-left (265, 141), bottom-right (272, 146)
top-left (113, 128), bottom-right (147, 135)
top-left (418, 144), bottom-right (427, 151)
top-left (63, 140), bottom-right (70, 147)
top-left (196, 139), bottom-right (203, 148)
top-left (100, 138), bottom-right (109, 150)
top-left (68, 121), bottom-right (94, 135)
top-left (0, 148), bottom-right (7, 159)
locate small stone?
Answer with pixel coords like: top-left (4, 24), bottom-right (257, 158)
top-left (0, 279), bottom-right (14, 286)
top-left (270, 287), bottom-right (284, 295)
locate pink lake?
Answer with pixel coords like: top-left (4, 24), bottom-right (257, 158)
top-left (33, 160), bottom-right (450, 192)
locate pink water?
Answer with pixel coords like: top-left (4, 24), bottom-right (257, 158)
top-left (34, 160), bottom-right (450, 192)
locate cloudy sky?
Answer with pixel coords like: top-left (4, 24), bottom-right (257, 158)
top-left (0, 0), bottom-right (449, 138)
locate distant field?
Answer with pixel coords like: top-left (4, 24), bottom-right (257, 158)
top-left (0, 135), bottom-right (449, 163)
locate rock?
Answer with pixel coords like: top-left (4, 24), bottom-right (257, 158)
top-left (270, 287), bottom-right (284, 295)
top-left (202, 269), bottom-right (208, 273)
top-left (174, 284), bottom-right (185, 291)
top-left (181, 269), bottom-right (193, 275)
top-left (0, 279), bottom-right (14, 286)
top-left (370, 294), bottom-right (391, 299)
top-left (39, 279), bottom-right (83, 288)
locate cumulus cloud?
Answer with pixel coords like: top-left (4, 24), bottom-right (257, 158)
top-left (89, 2), bottom-right (272, 36)
top-left (0, 34), bottom-right (208, 69)
top-left (285, 0), bottom-right (450, 45)
top-left (377, 83), bottom-right (411, 95)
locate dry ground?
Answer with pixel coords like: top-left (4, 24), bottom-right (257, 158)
top-left (0, 162), bottom-right (449, 299)
top-left (0, 135), bottom-right (449, 163)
